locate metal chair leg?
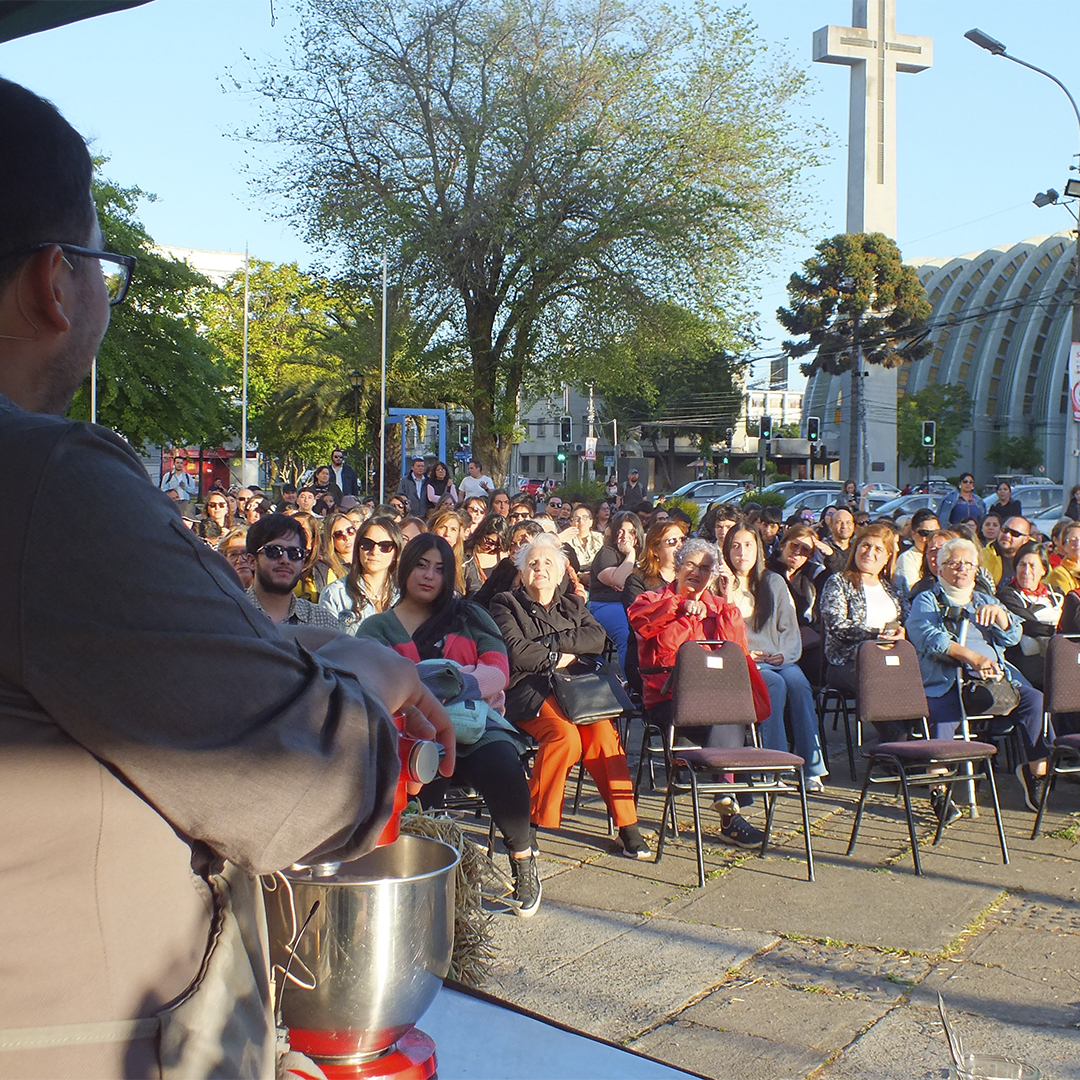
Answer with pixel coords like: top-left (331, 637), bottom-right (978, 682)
top-left (983, 757), bottom-right (1009, 865)
top-left (797, 769), bottom-right (815, 882)
top-left (897, 769), bottom-right (923, 876)
top-left (1030, 748), bottom-right (1059, 840)
top-left (688, 771), bottom-right (705, 887)
top-left (846, 759), bottom-right (876, 855)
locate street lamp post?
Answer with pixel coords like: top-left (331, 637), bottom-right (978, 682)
top-left (349, 369), bottom-right (363, 492)
top-left (966, 29), bottom-right (1080, 486)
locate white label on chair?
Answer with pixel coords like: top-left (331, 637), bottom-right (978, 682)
top-left (885, 655), bottom-right (900, 666)
top-left (706, 656), bottom-right (724, 669)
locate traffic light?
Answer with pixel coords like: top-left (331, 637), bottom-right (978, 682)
top-left (555, 445), bottom-right (568, 462)
top-left (725, 427), bottom-right (734, 448)
top-left (807, 416), bottom-right (820, 442)
top-left (759, 415), bottom-right (773, 441)
top-left (459, 422), bottom-right (470, 446)
top-left (921, 421), bottom-right (936, 448)
top-left (560, 415), bottom-right (573, 443)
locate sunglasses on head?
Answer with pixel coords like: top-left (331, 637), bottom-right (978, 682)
top-left (333, 525), bottom-right (358, 540)
top-left (358, 536), bottom-right (397, 554)
top-left (258, 544), bottom-right (306, 562)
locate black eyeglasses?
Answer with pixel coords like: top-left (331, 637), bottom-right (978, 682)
top-left (0, 243), bottom-right (136, 305)
top-left (257, 544), bottom-right (306, 562)
top-left (1000, 527), bottom-right (1030, 539)
top-left (358, 536), bottom-right (397, 554)
top-left (915, 528), bottom-right (937, 538)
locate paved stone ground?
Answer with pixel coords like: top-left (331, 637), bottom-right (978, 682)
top-left (454, 717), bottom-right (1080, 1079)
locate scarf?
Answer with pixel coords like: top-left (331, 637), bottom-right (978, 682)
top-left (1006, 576), bottom-right (1048, 598)
top-left (937, 578), bottom-right (975, 607)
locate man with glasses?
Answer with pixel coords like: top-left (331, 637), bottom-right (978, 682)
top-left (0, 79), bottom-right (453, 1078)
top-left (894, 508), bottom-right (940, 598)
top-left (245, 514), bottom-right (341, 628)
top-left (982, 515), bottom-right (1031, 587)
top-left (329, 447), bottom-right (358, 497)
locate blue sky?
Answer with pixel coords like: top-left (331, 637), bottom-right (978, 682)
top-left (1, 0), bottom-right (1076, 386)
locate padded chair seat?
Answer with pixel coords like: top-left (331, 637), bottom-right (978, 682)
top-left (675, 747), bottom-right (805, 770)
top-left (1053, 733), bottom-right (1080, 751)
top-left (864, 739), bottom-right (997, 763)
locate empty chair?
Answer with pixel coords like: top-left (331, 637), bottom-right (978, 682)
top-left (1031, 635), bottom-right (1080, 838)
top-left (846, 639), bottom-right (1008, 876)
top-left (652, 640), bottom-right (814, 887)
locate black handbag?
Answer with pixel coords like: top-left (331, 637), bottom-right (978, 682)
top-left (550, 657), bottom-right (633, 725)
top-left (961, 674), bottom-right (1021, 717)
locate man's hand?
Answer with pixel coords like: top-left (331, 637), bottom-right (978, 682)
top-left (311, 636), bottom-right (457, 777)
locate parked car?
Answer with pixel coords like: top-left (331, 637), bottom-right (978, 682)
top-left (1010, 484), bottom-right (1064, 519)
top-left (658, 479), bottom-right (744, 508)
top-left (874, 493), bottom-right (941, 519)
top-left (762, 480), bottom-right (843, 502)
top-left (784, 488), bottom-right (848, 517)
top-left (1031, 504), bottom-right (1066, 540)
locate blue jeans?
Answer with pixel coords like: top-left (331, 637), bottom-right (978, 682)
top-left (588, 600), bottom-right (630, 672)
top-left (768, 656), bottom-right (825, 777)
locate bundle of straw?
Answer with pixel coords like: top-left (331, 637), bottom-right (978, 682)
top-left (399, 807), bottom-right (498, 988)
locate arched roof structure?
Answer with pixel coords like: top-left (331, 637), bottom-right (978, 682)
top-left (802, 230), bottom-right (1076, 482)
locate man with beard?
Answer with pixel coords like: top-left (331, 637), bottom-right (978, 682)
top-left (245, 514), bottom-right (342, 627)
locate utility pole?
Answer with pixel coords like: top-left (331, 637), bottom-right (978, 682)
top-left (587, 383), bottom-right (597, 482)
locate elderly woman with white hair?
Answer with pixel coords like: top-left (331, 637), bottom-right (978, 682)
top-left (906, 534), bottom-right (1055, 815)
top-left (490, 533), bottom-right (650, 859)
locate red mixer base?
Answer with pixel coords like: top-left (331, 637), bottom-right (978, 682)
top-left (291, 1029), bottom-right (437, 1080)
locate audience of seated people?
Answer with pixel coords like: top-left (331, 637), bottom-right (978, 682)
top-left (172, 467), bottom-right (1076, 842)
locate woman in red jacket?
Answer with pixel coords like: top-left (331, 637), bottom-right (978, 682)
top-left (627, 537), bottom-right (770, 849)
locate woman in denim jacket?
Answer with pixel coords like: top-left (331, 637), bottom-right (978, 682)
top-left (906, 536), bottom-right (1054, 812)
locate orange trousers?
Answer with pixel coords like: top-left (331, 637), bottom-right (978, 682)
top-left (517, 695), bottom-right (637, 829)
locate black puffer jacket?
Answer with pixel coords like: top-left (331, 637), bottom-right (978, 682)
top-left (490, 586), bottom-right (607, 723)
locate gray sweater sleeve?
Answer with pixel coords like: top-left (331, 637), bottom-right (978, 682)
top-left (745, 572), bottom-right (803, 665)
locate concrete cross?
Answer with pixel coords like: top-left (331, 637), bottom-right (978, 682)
top-left (813, 0), bottom-right (932, 236)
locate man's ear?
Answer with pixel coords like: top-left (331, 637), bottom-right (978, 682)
top-left (17, 245), bottom-right (73, 335)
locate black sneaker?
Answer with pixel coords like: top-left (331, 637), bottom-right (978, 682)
top-left (617, 823), bottom-right (652, 860)
top-left (529, 825), bottom-right (539, 855)
top-left (717, 813), bottom-right (765, 850)
top-left (509, 853), bottom-right (542, 917)
top-left (930, 790), bottom-right (963, 827)
top-left (1015, 763), bottom-right (1046, 813)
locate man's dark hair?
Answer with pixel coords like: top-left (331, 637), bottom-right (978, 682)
top-left (246, 514), bottom-right (303, 555)
top-left (468, 458), bottom-right (482, 469)
top-left (281, 483), bottom-right (297, 494)
top-left (911, 508), bottom-right (939, 531)
top-left (0, 80), bottom-right (95, 283)
top-left (510, 494), bottom-right (536, 514)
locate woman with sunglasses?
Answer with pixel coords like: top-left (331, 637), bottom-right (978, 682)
top-left (462, 495), bottom-right (490, 538)
top-left (621, 518), bottom-right (688, 695)
top-left (592, 499), bottom-right (612, 533)
top-left (198, 493), bottom-right (233, 541)
top-left (319, 515), bottom-right (405, 631)
top-left (313, 510), bottom-right (356, 594)
top-left (937, 473), bottom-right (986, 528)
top-left (724, 525), bottom-right (829, 790)
top-left (462, 512), bottom-right (509, 598)
top-left (358, 535), bottom-right (540, 916)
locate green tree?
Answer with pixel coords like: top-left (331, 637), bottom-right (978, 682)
top-left (896, 384), bottom-right (972, 470)
top-left (200, 260), bottom-right (470, 486)
top-left (986, 434), bottom-right (1043, 475)
top-left (777, 232), bottom-right (931, 480)
top-left (593, 305), bottom-right (749, 491)
top-left (68, 175), bottom-right (230, 451)
top-left (246, 0), bottom-right (824, 481)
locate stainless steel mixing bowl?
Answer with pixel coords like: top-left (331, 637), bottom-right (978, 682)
top-left (265, 833), bottom-right (458, 1060)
